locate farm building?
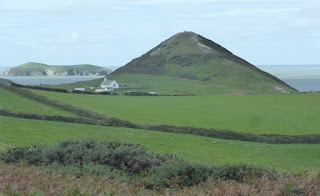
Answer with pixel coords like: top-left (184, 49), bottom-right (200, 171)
top-left (74, 87), bottom-right (85, 91)
top-left (95, 88), bottom-right (113, 93)
top-left (101, 77), bottom-right (119, 89)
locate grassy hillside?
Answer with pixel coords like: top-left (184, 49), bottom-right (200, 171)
top-left (0, 86), bottom-right (75, 117)
top-left (1, 116), bottom-right (319, 171)
top-left (107, 31), bottom-right (297, 95)
top-left (4, 62), bottom-right (112, 76)
top-left (32, 90), bottom-right (320, 135)
top-left (52, 32), bottom-right (298, 95)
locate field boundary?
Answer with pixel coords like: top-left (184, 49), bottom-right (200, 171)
top-left (1, 109), bottom-right (320, 144)
top-left (1, 84), bottom-right (106, 120)
top-left (2, 84), bottom-right (320, 144)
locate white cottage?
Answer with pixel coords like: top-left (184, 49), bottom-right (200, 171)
top-left (75, 87), bottom-right (85, 92)
top-left (100, 77), bottom-right (119, 89)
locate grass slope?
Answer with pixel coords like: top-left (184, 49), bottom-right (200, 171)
top-left (1, 116), bottom-right (320, 171)
top-left (0, 86), bottom-right (75, 117)
top-left (32, 90), bottom-right (320, 135)
top-left (110, 31), bottom-right (297, 95)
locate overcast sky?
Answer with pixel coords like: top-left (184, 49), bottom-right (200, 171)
top-left (0, 0), bottom-right (319, 69)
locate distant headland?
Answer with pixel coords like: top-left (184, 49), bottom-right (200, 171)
top-left (3, 62), bottom-right (112, 76)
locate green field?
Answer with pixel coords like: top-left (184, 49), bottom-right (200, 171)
top-left (0, 86), bottom-right (75, 117)
top-left (1, 116), bottom-right (319, 171)
top-left (32, 90), bottom-right (320, 135)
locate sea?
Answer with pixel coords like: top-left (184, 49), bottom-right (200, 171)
top-left (0, 75), bottom-right (103, 85)
top-left (0, 65), bottom-right (320, 92)
top-left (258, 64), bottom-right (320, 92)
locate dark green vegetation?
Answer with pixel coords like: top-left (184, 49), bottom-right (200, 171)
top-left (106, 31), bottom-right (297, 95)
top-left (2, 138), bottom-right (320, 195)
top-left (3, 62), bottom-right (112, 76)
top-left (0, 139), bottom-right (282, 189)
top-left (33, 89), bottom-right (320, 135)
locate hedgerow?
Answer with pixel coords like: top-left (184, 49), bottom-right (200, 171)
top-left (10, 82), bottom-right (69, 93)
top-left (2, 84), bottom-right (320, 144)
top-left (1, 84), bottom-right (106, 120)
top-left (1, 109), bottom-right (320, 144)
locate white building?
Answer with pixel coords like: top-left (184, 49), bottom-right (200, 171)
top-left (95, 88), bottom-right (113, 93)
top-left (100, 77), bottom-right (119, 89)
top-left (75, 87), bottom-right (85, 91)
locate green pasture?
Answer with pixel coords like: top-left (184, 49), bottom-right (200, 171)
top-left (0, 86), bottom-right (75, 117)
top-left (32, 90), bottom-right (320, 135)
top-left (1, 116), bottom-right (319, 171)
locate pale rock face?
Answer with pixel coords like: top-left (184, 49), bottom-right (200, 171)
top-left (3, 68), bottom-right (12, 76)
top-left (150, 47), bottom-right (161, 56)
top-left (196, 43), bottom-right (212, 53)
top-left (3, 65), bottom-right (111, 76)
top-left (275, 86), bottom-right (288, 94)
top-left (45, 69), bottom-right (55, 76)
top-left (190, 34), bottom-right (212, 53)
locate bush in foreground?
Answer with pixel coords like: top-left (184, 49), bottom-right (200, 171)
top-left (1, 139), bottom-right (167, 174)
top-left (1, 139), bottom-right (281, 189)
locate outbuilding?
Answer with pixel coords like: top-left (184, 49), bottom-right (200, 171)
top-left (74, 87), bottom-right (85, 91)
top-left (100, 77), bottom-right (119, 89)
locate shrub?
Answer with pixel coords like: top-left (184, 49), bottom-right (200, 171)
top-left (145, 162), bottom-right (279, 189)
top-left (0, 139), bottom-right (283, 190)
top-left (98, 91), bottom-right (111, 95)
top-left (147, 161), bottom-right (212, 188)
top-left (93, 143), bottom-right (163, 173)
top-left (280, 183), bottom-right (305, 196)
top-left (212, 163), bottom-right (279, 182)
top-left (1, 139), bottom-right (168, 174)
top-left (49, 162), bottom-right (125, 179)
top-left (0, 145), bottom-right (43, 166)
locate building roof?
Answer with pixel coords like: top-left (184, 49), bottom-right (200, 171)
top-left (101, 79), bottom-right (114, 86)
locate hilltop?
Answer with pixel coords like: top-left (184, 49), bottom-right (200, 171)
top-left (3, 62), bottom-right (112, 76)
top-left (108, 31), bottom-right (297, 95)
